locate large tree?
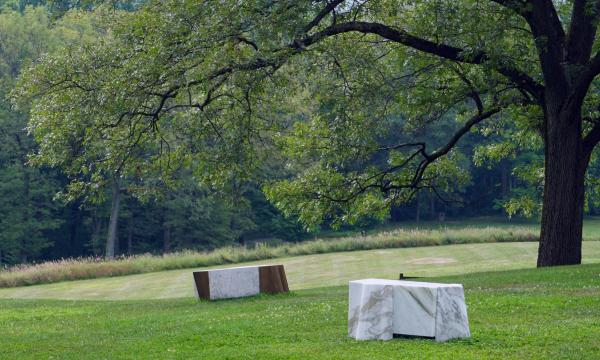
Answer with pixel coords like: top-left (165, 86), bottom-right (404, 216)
top-left (15, 0), bottom-right (600, 266)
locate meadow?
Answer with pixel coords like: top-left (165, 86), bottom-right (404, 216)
top-left (1, 263), bottom-right (598, 359)
top-left (0, 217), bottom-right (569, 288)
top-left (2, 241), bottom-right (600, 300)
top-left (4, 217), bottom-right (600, 289)
top-left (2, 219), bottom-right (599, 359)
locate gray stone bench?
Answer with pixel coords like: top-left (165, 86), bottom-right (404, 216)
top-left (193, 264), bottom-right (289, 300)
top-left (348, 279), bottom-right (470, 342)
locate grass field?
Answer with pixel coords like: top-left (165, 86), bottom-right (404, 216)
top-left (0, 220), bottom-right (541, 288)
top-left (4, 216), bottom-right (600, 289)
top-left (1, 241), bottom-right (599, 300)
top-left (324, 216), bottom-right (600, 238)
top-left (1, 263), bottom-right (599, 359)
top-left (2, 220), bottom-right (600, 359)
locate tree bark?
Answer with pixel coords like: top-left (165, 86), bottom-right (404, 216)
top-left (415, 192), bottom-right (421, 223)
top-left (105, 177), bottom-right (122, 260)
top-left (20, 168), bottom-right (30, 264)
top-left (163, 225), bottom-right (171, 254)
top-left (68, 203), bottom-right (80, 257)
top-left (501, 160), bottom-right (510, 197)
top-left (538, 109), bottom-right (589, 267)
top-left (127, 216), bottom-right (134, 255)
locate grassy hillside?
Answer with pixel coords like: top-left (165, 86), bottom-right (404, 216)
top-left (4, 217), bottom-right (600, 289)
top-left (0, 222), bottom-right (542, 288)
top-left (2, 241), bottom-right (600, 300)
top-left (1, 263), bottom-right (598, 359)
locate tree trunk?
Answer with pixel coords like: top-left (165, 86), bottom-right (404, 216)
top-left (415, 192), bottom-right (421, 223)
top-left (127, 216), bottom-right (134, 255)
top-left (20, 168), bottom-right (30, 264)
top-left (430, 194), bottom-right (436, 219)
top-left (538, 109), bottom-right (589, 267)
top-left (501, 160), bottom-right (510, 197)
top-left (105, 177), bottom-right (122, 260)
top-left (588, 185), bottom-right (596, 215)
top-left (163, 212), bottom-right (171, 254)
top-left (68, 203), bottom-right (80, 257)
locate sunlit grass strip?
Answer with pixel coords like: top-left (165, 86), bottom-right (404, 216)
top-left (0, 226), bottom-right (559, 288)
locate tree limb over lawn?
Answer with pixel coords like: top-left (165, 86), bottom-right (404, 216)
top-left (14, 0), bottom-right (600, 266)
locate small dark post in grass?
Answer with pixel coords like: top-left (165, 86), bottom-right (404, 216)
top-left (399, 273), bottom-right (421, 280)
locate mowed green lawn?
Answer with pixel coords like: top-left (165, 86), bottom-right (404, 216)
top-left (1, 224), bottom-right (600, 359)
top-left (1, 241), bottom-right (600, 300)
top-left (1, 263), bottom-right (599, 359)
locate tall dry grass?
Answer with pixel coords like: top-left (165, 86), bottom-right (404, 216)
top-left (0, 226), bottom-right (542, 288)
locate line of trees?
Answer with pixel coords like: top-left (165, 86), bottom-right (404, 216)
top-left (5, 1), bottom-right (600, 267)
top-left (0, 5), bottom-right (312, 265)
top-left (0, 3), bottom-right (540, 266)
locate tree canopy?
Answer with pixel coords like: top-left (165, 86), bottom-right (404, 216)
top-left (0, 5), bottom-right (310, 264)
top-left (15, 0), bottom-right (600, 266)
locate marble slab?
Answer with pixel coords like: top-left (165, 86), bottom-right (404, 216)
top-left (208, 266), bottom-right (260, 300)
top-left (348, 282), bottom-right (393, 340)
top-left (434, 285), bottom-right (470, 342)
top-left (193, 264), bottom-right (289, 300)
top-left (348, 279), bottom-right (470, 342)
top-left (393, 283), bottom-right (437, 337)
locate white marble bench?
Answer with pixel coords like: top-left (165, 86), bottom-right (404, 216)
top-left (193, 265), bottom-right (288, 300)
top-left (348, 279), bottom-right (470, 342)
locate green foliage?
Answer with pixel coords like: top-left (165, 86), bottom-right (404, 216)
top-left (472, 102), bottom-right (545, 218)
top-left (0, 6), bottom-right (93, 263)
top-left (0, 5), bottom-right (306, 265)
top-left (7, 1), bottom-right (519, 231)
top-left (0, 0), bottom-right (142, 15)
top-left (160, 178), bottom-right (253, 250)
top-left (10, 0), bottom-right (600, 265)
top-left (13, 0), bottom-right (555, 231)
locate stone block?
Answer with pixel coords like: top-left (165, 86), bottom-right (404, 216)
top-left (348, 279), bottom-right (470, 342)
top-left (193, 264), bottom-right (288, 300)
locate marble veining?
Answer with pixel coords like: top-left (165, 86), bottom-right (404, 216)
top-left (348, 282), bottom-right (393, 340)
top-left (434, 285), bottom-right (470, 342)
top-left (348, 279), bottom-right (470, 342)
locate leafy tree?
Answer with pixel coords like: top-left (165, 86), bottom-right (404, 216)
top-left (17, 0), bottom-right (600, 267)
top-left (0, 4), bottom-right (304, 265)
top-left (0, 6), bottom-right (126, 264)
top-left (0, 114), bottom-right (62, 263)
top-left (0, 0), bottom-right (143, 15)
top-left (0, 7), bottom-right (68, 264)
top-left (161, 180), bottom-right (253, 251)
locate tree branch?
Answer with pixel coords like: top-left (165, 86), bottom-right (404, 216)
top-left (566, 0), bottom-right (600, 65)
top-left (320, 107), bottom-right (502, 204)
top-left (297, 21), bottom-right (544, 100)
top-left (583, 122), bottom-right (600, 155)
top-left (490, 1), bottom-right (567, 93)
top-left (527, 0), bottom-right (568, 90)
top-left (427, 108), bottom-right (502, 161)
top-left (566, 51), bottom-right (600, 110)
top-left (487, 0), bottom-right (531, 16)
top-left (303, 0), bottom-right (346, 33)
